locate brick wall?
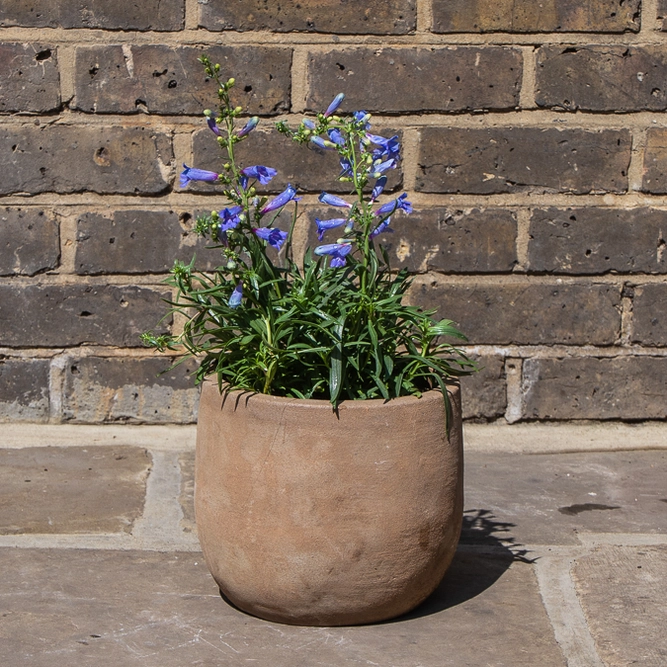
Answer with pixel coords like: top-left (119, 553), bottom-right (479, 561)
top-left (1, 0), bottom-right (666, 424)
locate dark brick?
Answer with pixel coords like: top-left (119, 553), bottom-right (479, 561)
top-left (306, 47), bottom-right (521, 114)
top-left (0, 43), bottom-right (59, 113)
top-left (0, 208), bottom-right (59, 276)
top-left (0, 125), bottom-right (170, 195)
top-left (642, 129), bottom-right (667, 194)
top-left (659, 0), bottom-right (667, 31)
top-left (0, 358), bottom-right (49, 422)
top-left (528, 208), bottom-right (667, 274)
top-left (409, 280), bottom-right (621, 345)
top-left (432, 0), bottom-right (640, 33)
top-left (0, 0), bottom-right (184, 30)
top-left (191, 127), bottom-right (403, 194)
top-left (63, 356), bottom-right (199, 423)
top-left (0, 285), bottom-right (170, 347)
top-left (199, 0), bottom-right (416, 34)
top-left (537, 46), bottom-right (667, 112)
top-left (522, 357), bottom-right (667, 420)
top-left (631, 284), bottom-right (667, 346)
top-left (74, 45), bottom-right (291, 116)
top-left (461, 354), bottom-right (507, 420)
top-left (75, 210), bottom-right (221, 275)
top-left (416, 127), bottom-right (631, 195)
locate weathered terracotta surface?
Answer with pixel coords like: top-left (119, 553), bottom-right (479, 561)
top-left (195, 380), bottom-right (463, 626)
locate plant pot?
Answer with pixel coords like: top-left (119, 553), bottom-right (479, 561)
top-left (195, 379), bottom-right (463, 626)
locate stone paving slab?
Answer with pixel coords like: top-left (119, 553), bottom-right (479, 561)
top-left (572, 545), bottom-right (667, 667)
top-left (0, 548), bottom-right (564, 667)
top-left (464, 450), bottom-right (667, 545)
top-left (0, 446), bottom-right (150, 534)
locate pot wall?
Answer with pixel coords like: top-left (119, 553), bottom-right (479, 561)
top-left (195, 381), bottom-right (463, 626)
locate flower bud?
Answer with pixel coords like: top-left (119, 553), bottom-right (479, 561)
top-left (227, 77), bottom-right (235, 87)
top-left (203, 109), bottom-right (213, 117)
top-left (234, 106), bottom-right (243, 114)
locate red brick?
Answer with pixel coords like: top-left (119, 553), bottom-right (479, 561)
top-left (432, 0), bottom-right (640, 33)
top-left (522, 357), bottom-right (667, 420)
top-left (0, 0), bottom-right (184, 30)
top-left (417, 127), bottom-right (631, 195)
top-left (0, 125), bottom-right (170, 195)
top-left (0, 285), bottom-right (170, 347)
top-left (537, 46), bottom-right (667, 112)
top-left (528, 208), bottom-right (667, 274)
top-left (306, 47), bottom-right (521, 114)
top-left (74, 45), bottom-right (291, 116)
top-left (0, 208), bottom-right (59, 276)
top-left (409, 279), bottom-right (621, 345)
top-left (199, 0), bottom-right (416, 34)
top-left (631, 284), bottom-right (667, 346)
top-left (0, 43), bottom-right (60, 113)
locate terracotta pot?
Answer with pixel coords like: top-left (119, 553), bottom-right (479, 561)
top-left (195, 379), bottom-right (463, 626)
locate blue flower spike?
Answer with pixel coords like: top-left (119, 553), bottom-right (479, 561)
top-left (261, 185), bottom-right (298, 214)
top-left (314, 242), bottom-right (353, 268)
top-left (228, 282), bottom-right (243, 308)
top-left (253, 226), bottom-right (289, 250)
top-left (319, 192), bottom-right (352, 209)
top-left (375, 193), bottom-right (413, 217)
top-left (218, 206), bottom-right (244, 237)
top-left (315, 217), bottom-right (347, 241)
top-left (324, 93), bottom-right (345, 118)
top-left (241, 165), bottom-right (278, 186)
top-left (180, 165), bottom-right (220, 188)
top-left (237, 116), bottom-right (259, 137)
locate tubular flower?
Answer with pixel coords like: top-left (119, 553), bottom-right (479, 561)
top-left (218, 206), bottom-right (244, 238)
top-left (228, 282), bottom-right (243, 308)
top-left (370, 218), bottom-right (393, 239)
top-left (241, 165), bottom-right (277, 186)
top-left (207, 116), bottom-right (221, 136)
top-left (319, 192), bottom-right (352, 208)
top-left (310, 136), bottom-right (336, 150)
top-left (324, 93), bottom-right (345, 117)
top-left (302, 118), bottom-right (316, 130)
top-left (237, 116), bottom-right (259, 137)
top-left (315, 217), bottom-right (347, 241)
top-left (375, 193), bottom-right (413, 217)
top-left (370, 158), bottom-right (396, 179)
top-left (314, 242), bottom-right (353, 268)
top-left (180, 165), bottom-right (219, 188)
top-left (339, 156), bottom-right (353, 178)
top-left (371, 176), bottom-right (387, 202)
top-left (253, 226), bottom-right (288, 250)
top-left (327, 129), bottom-right (345, 146)
top-left (261, 184), bottom-right (298, 214)
top-left (353, 110), bottom-right (371, 129)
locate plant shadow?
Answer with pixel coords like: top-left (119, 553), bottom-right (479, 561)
top-left (394, 508), bottom-right (536, 621)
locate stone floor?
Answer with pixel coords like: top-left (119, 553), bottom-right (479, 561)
top-left (0, 422), bottom-right (665, 666)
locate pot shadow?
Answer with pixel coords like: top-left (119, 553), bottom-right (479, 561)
top-left (393, 508), bottom-right (536, 622)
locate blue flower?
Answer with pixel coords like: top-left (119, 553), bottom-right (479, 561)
top-left (302, 118), bottom-right (316, 130)
top-left (241, 165), bottom-right (278, 186)
top-left (314, 242), bottom-right (353, 267)
top-left (253, 226), bottom-right (288, 250)
top-left (314, 217), bottom-right (347, 241)
top-left (237, 116), bottom-right (259, 137)
top-left (319, 192), bottom-right (352, 208)
top-left (180, 164), bottom-right (219, 188)
top-left (371, 176), bottom-right (387, 202)
top-left (353, 111), bottom-right (371, 129)
top-left (327, 129), bottom-right (345, 146)
top-left (228, 282), bottom-right (243, 308)
top-left (207, 117), bottom-right (221, 136)
top-left (370, 218), bottom-right (394, 239)
top-left (375, 193), bottom-right (412, 217)
top-left (370, 158), bottom-right (396, 179)
top-left (324, 93), bottom-right (345, 117)
top-left (310, 136), bottom-right (336, 150)
top-left (261, 184), bottom-right (298, 214)
top-left (368, 133), bottom-right (401, 165)
top-left (339, 156), bottom-right (353, 178)
top-left (218, 206), bottom-right (244, 238)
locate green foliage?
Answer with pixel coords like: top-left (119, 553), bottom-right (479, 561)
top-left (142, 55), bottom-right (476, 408)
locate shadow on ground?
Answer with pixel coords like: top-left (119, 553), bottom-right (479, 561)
top-left (397, 508), bottom-right (535, 621)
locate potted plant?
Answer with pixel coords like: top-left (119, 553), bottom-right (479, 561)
top-left (142, 56), bottom-right (476, 626)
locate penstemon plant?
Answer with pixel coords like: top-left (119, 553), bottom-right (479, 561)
top-left (142, 55), bottom-right (476, 410)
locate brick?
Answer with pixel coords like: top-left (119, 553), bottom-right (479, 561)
top-left (306, 47), bottom-right (521, 114)
top-left (0, 446), bottom-right (150, 533)
top-left (0, 125), bottom-right (170, 196)
top-left (0, 0), bottom-right (184, 30)
top-left (461, 354), bottom-right (507, 420)
top-left (0, 208), bottom-right (59, 276)
top-left (660, 0), bottom-right (667, 30)
top-left (75, 210), bottom-right (219, 275)
top-left (199, 0), bottom-right (416, 34)
top-left (417, 127), bottom-right (631, 195)
top-left (537, 46), bottom-right (667, 112)
top-left (0, 285), bottom-right (170, 347)
top-left (74, 45), bottom-right (291, 116)
top-left (63, 357), bottom-right (199, 423)
top-left (191, 127), bottom-right (403, 194)
top-left (522, 357), bottom-right (667, 420)
top-left (432, 0), bottom-right (640, 33)
top-left (631, 283), bottom-right (667, 345)
top-left (0, 43), bottom-right (60, 113)
top-left (642, 129), bottom-right (667, 194)
top-left (409, 279), bottom-right (621, 345)
top-left (0, 358), bottom-right (49, 422)
top-left (528, 208), bottom-right (667, 274)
